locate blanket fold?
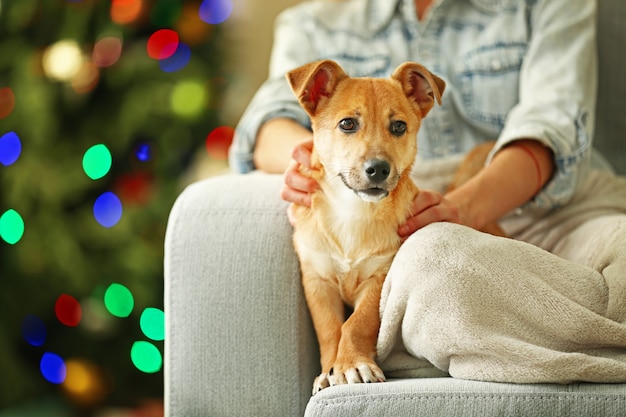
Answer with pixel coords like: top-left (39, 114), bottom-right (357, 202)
top-left (377, 171), bottom-right (626, 383)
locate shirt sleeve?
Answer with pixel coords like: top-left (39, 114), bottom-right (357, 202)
top-left (490, 0), bottom-right (597, 209)
top-left (229, 7), bottom-right (317, 173)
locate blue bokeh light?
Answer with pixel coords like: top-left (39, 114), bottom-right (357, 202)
top-left (135, 143), bottom-right (151, 162)
top-left (93, 191), bottom-right (123, 228)
top-left (199, 0), bottom-right (233, 24)
top-left (40, 352), bottom-right (66, 384)
top-left (159, 42), bottom-right (191, 73)
top-left (22, 315), bottom-right (47, 347)
top-left (0, 131), bottom-right (22, 166)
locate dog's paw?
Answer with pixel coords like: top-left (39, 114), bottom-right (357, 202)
top-left (328, 361), bottom-right (386, 387)
top-left (312, 373), bottom-right (331, 395)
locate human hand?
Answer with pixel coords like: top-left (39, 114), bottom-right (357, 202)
top-left (280, 139), bottom-right (319, 208)
top-left (398, 190), bottom-right (462, 239)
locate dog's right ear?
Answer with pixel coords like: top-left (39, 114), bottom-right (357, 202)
top-left (286, 60), bottom-right (348, 116)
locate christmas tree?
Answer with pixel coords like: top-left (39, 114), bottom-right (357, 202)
top-left (0, 0), bottom-right (232, 411)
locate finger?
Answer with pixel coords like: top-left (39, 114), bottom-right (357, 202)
top-left (292, 140), bottom-right (314, 168)
top-left (280, 184), bottom-right (312, 207)
top-left (284, 163), bottom-right (319, 194)
top-left (399, 201), bottom-right (459, 237)
top-left (410, 190), bottom-right (443, 215)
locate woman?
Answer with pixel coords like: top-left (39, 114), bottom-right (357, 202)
top-left (230, 0), bottom-right (626, 383)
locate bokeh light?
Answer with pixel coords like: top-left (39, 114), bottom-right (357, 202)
top-left (55, 294), bottom-right (82, 327)
top-left (93, 191), bottom-right (123, 228)
top-left (146, 29), bottom-right (179, 60)
top-left (22, 315), bottom-right (47, 347)
top-left (83, 144), bottom-right (112, 180)
top-left (42, 40), bottom-right (83, 81)
top-left (41, 353), bottom-right (67, 384)
top-left (139, 308), bottom-right (164, 341)
top-left (176, 2), bottom-right (213, 46)
top-left (71, 61), bottom-right (100, 94)
top-left (205, 126), bottom-right (234, 160)
top-left (62, 359), bottom-right (110, 407)
top-left (110, 0), bottom-right (143, 25)
top-left (92, 36), bottom-right (123, 67)
top-left (130, 341), bottom-right (162, 373)
top-left (0, 87), bottom-right (15, 119)
top-left (159, 42), bottom-right (191, 73)
top-left (103, 283), bottom-right (134, 318)
top-left (170, 80), bottom-right (206, 118)
top-left (0, 131), bottom-right (21, 166)
top-left (0, 209), bottom-right (25, 245)
top-left (114, 172), bottom-right (153, 206)
top-left (199, 0), bottom-right (233, 24)
top-left (134, 142), bottom-right (151, 162)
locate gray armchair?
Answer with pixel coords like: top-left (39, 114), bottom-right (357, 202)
top-left (164, 1), bottom-right (626, 415)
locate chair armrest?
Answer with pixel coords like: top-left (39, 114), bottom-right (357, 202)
top-left (165, 173), bottom-right (318, 417)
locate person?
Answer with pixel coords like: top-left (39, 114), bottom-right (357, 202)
top-left (229, 0), bottom-right (626, 383)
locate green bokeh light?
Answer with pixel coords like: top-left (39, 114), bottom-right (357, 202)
top-left (170, 80), bottom-right (206, 118)
top-left (0, 209), bottom-right (25, 245)
top-left (82, 144), bottom-right (112, 180)
top-left (103, 283), bottom-right (134, 318)
top-left (140, 308), bottom-right (165, 341)
top-left (130, 341), bottom-right (162, 373)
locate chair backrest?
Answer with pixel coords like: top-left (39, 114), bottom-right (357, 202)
top-left (595, 0), bottom-right (626, 174)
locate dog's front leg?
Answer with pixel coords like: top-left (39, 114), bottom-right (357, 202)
top-left (330, 275), bottom-right (386, 386)
top-left (301, 272), bottom-right (345, 394)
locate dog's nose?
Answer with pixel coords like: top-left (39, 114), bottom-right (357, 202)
top-left (364, 159), bottom-right (391, 183)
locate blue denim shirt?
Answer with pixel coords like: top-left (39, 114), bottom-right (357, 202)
top-left (230, 0), bottom-right (598, 209)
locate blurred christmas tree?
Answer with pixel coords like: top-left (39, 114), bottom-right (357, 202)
top-left (0, 0), bottom-right (231, 411)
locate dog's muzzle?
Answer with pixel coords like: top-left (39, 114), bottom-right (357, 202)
top-left (340, 158), bottom-right (395, 202)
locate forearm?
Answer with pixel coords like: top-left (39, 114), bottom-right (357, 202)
top-left (253, 118), bottom-right (313, 173)
top-left (446, 140), bottom-right (555, 230)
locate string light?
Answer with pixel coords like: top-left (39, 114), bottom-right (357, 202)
top-left (0, 131), bottom-right (22, 166)
top-left (0, 87), bottom-right (15, 119)
top-left (103, 283), bottom-right (134, 318)
top-left (0, 209), bottom-right (25, 245)
top-left (22, 315), bottom-right (47, 347)
top-left (55, 294), bottom-right (82, 327)
top-left (205, 126), bottom-right (234, 160)
top-left (83, 144), bottom-right (112, 180)
top-left (198, 0), bottom-right (233, 24)
top-left (40, 352), bottom-right (67, 384)
top-left (139, 308), bottom-right (164, 341)
top-left (130, 341), bottom-right (162, 373)
top-left (93, 191), bottom-right (123, 228)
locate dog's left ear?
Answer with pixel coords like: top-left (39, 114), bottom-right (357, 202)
top-left (391, 62), bottom-right (446, 118)
top-left (286, 60), bottom-right (348, 116)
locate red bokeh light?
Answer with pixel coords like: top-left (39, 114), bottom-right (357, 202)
top-left (55, 294), bottom-right (82, 327)
top-left (205, 126), bottom-right (234, 160)
top-left (146, 29), bottom-right (179, 60)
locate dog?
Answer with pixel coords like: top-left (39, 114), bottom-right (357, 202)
top-left (286, 59), bottom-right (500, 395)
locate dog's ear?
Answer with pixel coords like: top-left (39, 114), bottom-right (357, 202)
top-left (286, 60), bottom-right (348, 116)
top-left (391, 62), bottom-right (446, 117)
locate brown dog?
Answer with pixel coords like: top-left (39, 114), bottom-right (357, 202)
top-left (286, 60), bottom-right (501, 395)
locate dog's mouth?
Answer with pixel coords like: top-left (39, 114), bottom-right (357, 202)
top-left (340, 174), bottom-right (391, 202)
top-left (355, 187), bottom-right (389, 202)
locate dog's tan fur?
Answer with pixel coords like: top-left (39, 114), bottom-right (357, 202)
top-left (286, 60), bottom-right (501, 395)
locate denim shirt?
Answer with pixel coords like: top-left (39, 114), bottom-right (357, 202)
top-left (230, 0), bottom-right (598, 209)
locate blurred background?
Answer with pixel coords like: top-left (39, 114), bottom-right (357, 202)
top-left (2, 1), bottom-right (623, 416)
top-left (0, 0), bottom-right (298, 415)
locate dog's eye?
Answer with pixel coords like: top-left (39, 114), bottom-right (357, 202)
top-left (390, 121), bottom-right (407, 136)
top-left (338, 118), bottom-right (359, 133)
